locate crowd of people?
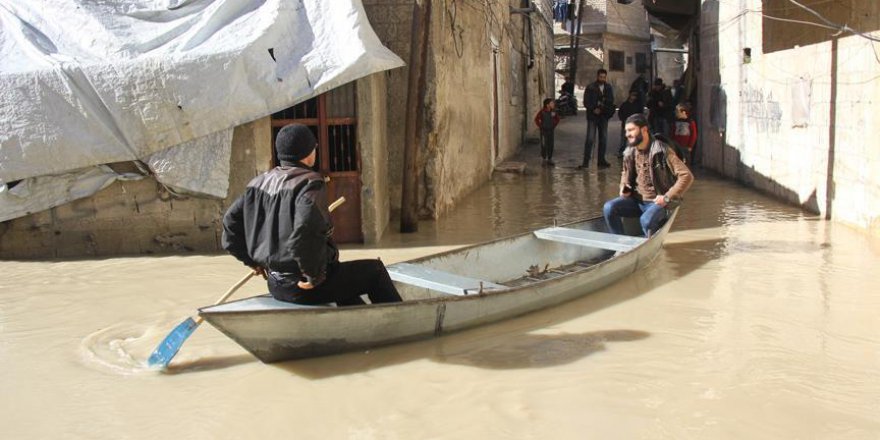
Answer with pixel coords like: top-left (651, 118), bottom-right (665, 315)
top-left (539, 69), bottom-right (698, 168)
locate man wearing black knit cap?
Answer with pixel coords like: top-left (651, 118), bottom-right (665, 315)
top-left (222, 123), bottom-right (402, 306)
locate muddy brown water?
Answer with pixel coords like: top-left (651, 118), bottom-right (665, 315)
top-left (2, 117), bottom-right (879, 439)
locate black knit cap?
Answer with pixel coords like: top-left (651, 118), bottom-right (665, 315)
top-left (275, 123), bottom-right (317, 163)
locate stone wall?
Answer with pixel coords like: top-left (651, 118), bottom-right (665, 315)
top-left (0, 119), bottom-right (272, 258)
top-left (698, 0), bottom-right (880, 234)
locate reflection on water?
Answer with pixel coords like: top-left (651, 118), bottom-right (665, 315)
top-left (435, 329), bottom-right (651, 370)
top-left (3, 154), bottom-right (880, 438)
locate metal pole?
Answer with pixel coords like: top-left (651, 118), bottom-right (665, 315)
top-left (400, 0), bottom-right (432, 233)
top-left (568, 0), bottom-right (585, 83)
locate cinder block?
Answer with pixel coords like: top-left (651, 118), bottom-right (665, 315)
top-left (51, 230), bottom-right (98, 258)
top-left (52, 197), bottom-right (96, 223)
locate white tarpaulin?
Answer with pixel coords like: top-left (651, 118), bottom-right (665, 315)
top-left (0, 166), bottom-right (143, 222)
top-left (144, 128), bottom-right (233, 198)
top-left (0, 0), bottom-right (404, 218)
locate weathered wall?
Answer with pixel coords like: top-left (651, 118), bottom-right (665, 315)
top-left (698, 0), bottom-right (880, 233)
top-left (363, 0), bottom-right (555, 219)
top-left (361, 1), bottom-right (412, 219)
top-left (357, 73), bottom-right (392, 244)
top-left (0, 119), bottom-right (273, 258)
top-left (603, 33), bottom-right (652, 98)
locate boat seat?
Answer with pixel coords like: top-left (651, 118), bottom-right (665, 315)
top-left (387, 263), bottom-right (506, 296)
top-left (533, 227), bottom-right (647, 252)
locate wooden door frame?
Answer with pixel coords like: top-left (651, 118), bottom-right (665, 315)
top-left (270, 90), bottom-right (363, 243)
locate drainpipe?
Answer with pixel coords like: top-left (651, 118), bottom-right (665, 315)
top-left (826, 36), bottom-right (837, 219)
top-left (510, 2), bottom-right (536, 69)
top-left (568, 0), bottom-right (585, 83)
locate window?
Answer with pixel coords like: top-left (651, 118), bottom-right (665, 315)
top-left (609, 50), bottom-right (624, 72)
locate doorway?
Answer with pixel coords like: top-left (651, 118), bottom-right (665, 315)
top-left (270, 82), bottom-right (363, 243)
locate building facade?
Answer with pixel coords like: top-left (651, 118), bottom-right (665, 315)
top-left (697, 0), bottom-right (880, 233)
top-left (561, 0), bottom-right (684, 103)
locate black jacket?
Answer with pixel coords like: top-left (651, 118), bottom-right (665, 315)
top-left (584, 81), bottom-right (615, 121)
top-left (617, 99), bottom-right (642, 123)
top-left (222, 164), bottom-right (338, 286)
top-left (647, 87), bottom-right (675, 119)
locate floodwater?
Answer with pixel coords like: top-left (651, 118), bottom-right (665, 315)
top-left (2, 115), bottom-right (880, 439)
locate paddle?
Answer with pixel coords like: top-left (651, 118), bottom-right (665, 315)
top-left (147, 196), bottom-right (346, 368)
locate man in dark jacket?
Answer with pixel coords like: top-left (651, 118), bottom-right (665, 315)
top-left (647, 78), bottom-right (674, 136)
top-left (629, 73), bottom-right (649, 109)
top-left (222, 123), bottom-right (402, 306)
top-left (580, 68), bottom-right (615, 169)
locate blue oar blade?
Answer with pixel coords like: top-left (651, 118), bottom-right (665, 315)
top-left (147, 317), bottom-right (200, 368)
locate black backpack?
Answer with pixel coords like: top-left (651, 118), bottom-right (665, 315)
top-left (652, 133), bottom-right (688, 163)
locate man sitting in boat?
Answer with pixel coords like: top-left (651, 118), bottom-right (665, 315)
top-left (221, 123), bottom-right (402, 306)
top-left (603, 113), bottom-right (694, 237)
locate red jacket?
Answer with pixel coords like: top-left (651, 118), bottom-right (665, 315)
top-left (534, 108), bottom-right (560, 130)
top-left (672, 118), bottom-right (697, 150)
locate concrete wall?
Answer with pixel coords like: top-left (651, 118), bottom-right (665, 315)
top-left (0, 119), bottom-right (273, 258)
top-left (698, 0), bottom-right (880, 234)
top-left (357, 73), bottom-right (392, 244)
top-left (363, 0), bottom-right (555, 219)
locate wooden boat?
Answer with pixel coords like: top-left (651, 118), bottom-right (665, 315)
top-left (199, 209), bottom-right (678, 363)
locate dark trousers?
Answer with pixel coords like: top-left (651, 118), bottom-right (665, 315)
top-left (267, 259), bottom-right (402, 306)
top-left (540, 129), bottom-right (555, 160)
top-left (583, 118), bottom-right (608, 165)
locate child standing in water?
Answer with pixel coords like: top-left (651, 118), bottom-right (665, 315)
top-left (672, 102), bottom-right (698, 164)
top-left (534, 98), bottom-right (560, 166)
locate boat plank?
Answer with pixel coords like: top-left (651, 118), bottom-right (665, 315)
top-left (534, 227), bottom-right (646, 252)
top-left (387, 263), bottom-right (506, 295)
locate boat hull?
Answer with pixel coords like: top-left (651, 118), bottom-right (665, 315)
top-left (200, 210), bottom-right (676, 362)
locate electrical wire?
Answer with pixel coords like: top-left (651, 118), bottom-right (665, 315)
top-left (785, 0), bottom-right (880, 42)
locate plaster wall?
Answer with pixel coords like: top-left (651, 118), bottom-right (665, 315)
top-left (357, 73), bottom-right (392, 244)
top-left (698, 0), bottom-right (880, 233)
top-left (360, 1), bottom-right (412, 218)
top-left (0, 119), bottom-right (273, 258)
top-left (603, 33), bottom-right (652, 101)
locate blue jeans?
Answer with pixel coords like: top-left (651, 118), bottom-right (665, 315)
top-left (603, 196), bottom-right (668, 237)
top-left (584, 117), bottom-right (608, 166)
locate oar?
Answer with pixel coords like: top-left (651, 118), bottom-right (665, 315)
top-left (147, 196), bottom-right (346, 369)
